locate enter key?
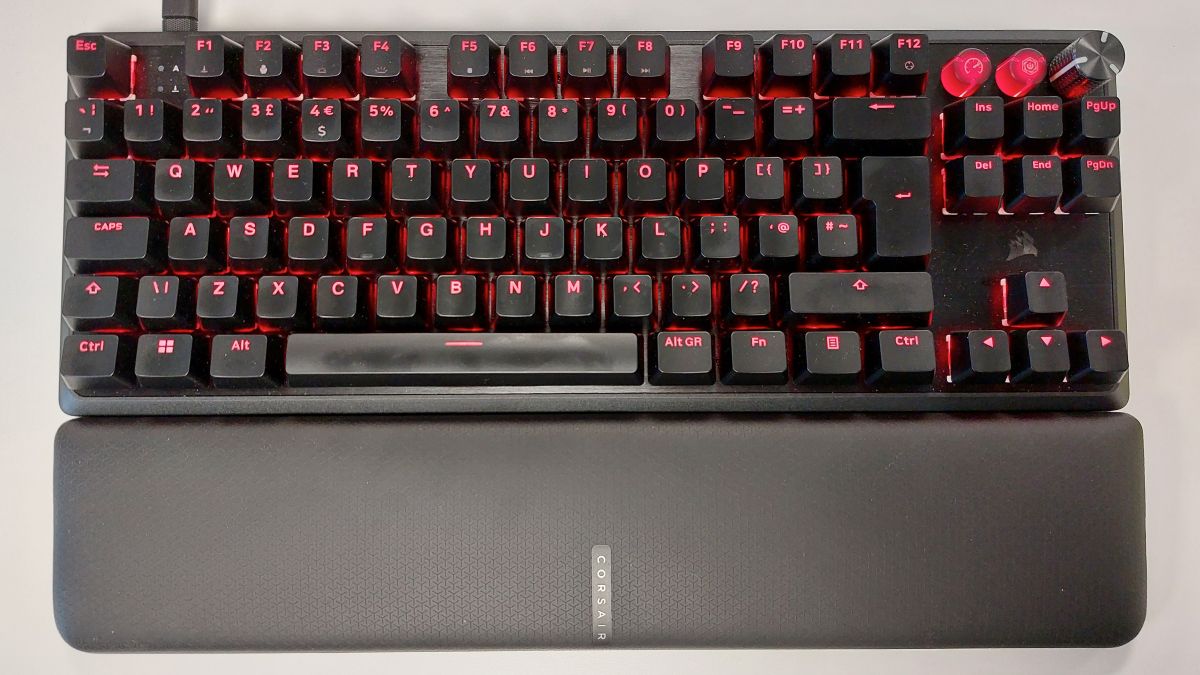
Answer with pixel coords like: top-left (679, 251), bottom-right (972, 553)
top-left (857, 156), bottom-right (932, 265)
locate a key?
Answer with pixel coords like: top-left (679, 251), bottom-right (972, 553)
top-left (945, 155), bottom-right (1004, 214)
top-left (506, 35), bottom-right (556, 99)
top-left (593, 98), bottom-right (639, 157)
top-left (696, 216), bottom-right (741, 267)
top-left (228, 217), bottom-right (281, 272)
top-left (553, 274), bottom-right (597, 328)
top-left (707, 98), bottom-right (756, 157)
top-left (739, 157), bottom-right (785, 212)
top-left (124, 99), bottom-right (182, 158)
top-left (476, 99), bottom-right (523, 159)
top-left (667, 274), bottom-right (713, 325)
top-left (1012, 330), bottom-right (1069, 383)
top-left (788, 272), bottom-right (934, 325)
top-left (581, 217), bottom-right (625, 268)
top-left (759, 34), bottom-right (813, 97)
top-left (390, 158), bottom-right (440, 215)
top-left (376, 275), bottom-right (424, 329)
top-left (273, 159), bottom-right (327, 215)
top-left (65, 99), bottom-right (125, 159)
top-left (61, 333), bottom-right (131, 390)
top-left (447, 34), bottom-right (500, 99)
top-left (619, 35), bottom-right (670, 98)
top-left (331, 159), bottom-right (384, 216)
top-left (242, 98), bottom-right (297, 158)
top-left (949, 330), bottom-right (1011, 384)
top-left (315, 275), bottom-right (367, 330)
top-left (797, 331), bottom-right (861, 384)
top-left (856, 156), bottom-right (932, 264)
top-left (815, 34), bottom-right (871, 96)
top-left (823, 97), bottom-right (932, 155)
top-left (652, 331), bottom-right (714, 385)
top-left (360, 34), bottom-right (417, 98)
top-left (287, 217), bottom-right (338, 273)
top-left (1004, 155), bottom-right (1062, 214)
top-left (135, 334), bottom-right (202, 388)
top-left (256, 275), bottom-right (309, 330)
top-left (609, 275), bottom-right (654, 324)
top-left (1063, 96), bottom-right (1120, 155)
top-left (302, 34), bottom-right (358, 98)
top-left (196, 275), bottom-right (251, 330)
top-left (211, 334), bottom-right (279, 387)
top-left (942, 97), bottom-right (1004, 156)
top-left (136, 275), bottom-right (194, 329)
top-left (1005, 96), bottom-right (1063, 154)
top-left (508, 158), bottom-right (555, 214)
top-left (418, 99), bottom-right (467, 156)
top-left (624, 159), bottom-right (669, 212)
top-left (67, 35), bottom-right (132, 98)
top-left (766, 98), bottom-right (814, 154)
top-left (1005, 271), bottom-right (1068, 326)
top-left (360, 99), bottom-right (409, 159)
top-left (522, 217), bottom-right (568, 269)
top-left (638, 217), bottom-right (682, 266)
top-left (535, 99), bottom-right (582, 158)
top-left (243, 34), bottom-right (301, 98)
top-left (405, 217), bottom-right (451, 270)
top-left (867, 330), bottom-right (935, 386)
top-left (871, 34), bottom-right (930, 95)
top-left (154, 159), bottom-right (212, 217)
top-left (167, 217), bottom-right (222, 273)
top-left (652, 99), bottom-right (698, 156)
top-left (463, 217), bottom-right (508, 270)
top-left (435, 275), bottom-right (483, 327)
top-left (213, 160), bottom-right (269, 215)
top-left (563, 35), bottom-right (611, 98)
top-left (185, 34), bottom-right (243, 98)
top-left (566, 159), bottom-right (610, 215)
top-left (752, 215), bottom-right (800, 267)
top-left (810, 214), bottom-right (858, 264)
top-left (183, 98), bottom-right (239, 159)
top-left (449, 159), bottom-right (497, 214)
top-left (1069, 330), bottom-right (1128, 384)
top-left (65, 160), bottom-right (153, 216)
top-left (62, 275), bottom-right (135, 331)
top-left (300, 99), bottom-right (354, 159)
top-left (723, 331), bottom-right (788, 384)
top-left (794, 157), bottom-right (843, 212)
top-left (346, 217), bottom-right (394, 272)
top-left (726, 273), bottom-right (772, 321)
top-left (1062, 156), bottom-right (1121, 213)
top-left (702, 34), bottom-right (755, 98)
top-left (681, 158), bottom-right (726, 214)
top-left (494, 275), bottom-right (540, 327)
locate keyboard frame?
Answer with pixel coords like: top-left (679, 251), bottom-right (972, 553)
top-left (60, 30), bottom-right (1129, 415)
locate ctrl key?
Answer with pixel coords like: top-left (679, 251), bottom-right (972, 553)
top-left (867, 330), bottom-right (935, 386)
top-left (61, 334), bottom-right (131, 391)
top-left (652, 331), bottom-right (714, 385)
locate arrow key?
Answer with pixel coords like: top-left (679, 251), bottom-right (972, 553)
top-left (1069, 330), bottom-right (1128, 384)
top-left (1012, 330), bottom-right (1069, 383)
top-left (1005, 271), bottom-right (1067, 326)
top-left (950, 330), bottom-right (1010, 384)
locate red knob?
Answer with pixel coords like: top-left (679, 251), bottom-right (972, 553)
top-left (996, 48), bottom-right (1047, 98)
top-left (940, 48), bottom-right (992, 98)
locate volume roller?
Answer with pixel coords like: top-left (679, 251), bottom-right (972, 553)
top-left (1049, 31), bottom-right (1125, 99)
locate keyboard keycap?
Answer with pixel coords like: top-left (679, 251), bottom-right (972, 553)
top-left (871, 33), bottom-right (929, 95)
top-left (1062, 156), bottom-right (1121, 213)
top-left (228, 217), bottom-right (280, 271)
top-left (210, 334), bottom-right (279, 387)
top-left (759, 34), bottom-right (813, 97)
top-left (867, 330), bottom-right (935, 386)
top-left (857, 156), bottom-right (932, 263)
top-left (668, 274), bottom-right (713, 324)
top-left (506, 35), bottom-right (556, 99)
top-left (798, 331), bottom-right (861, 384)
top-left (610, 275), bottom-right (654, 323)
top-left (315, 275), bottom-right (366, 330)
top-left (182, 98), bottom-right (239, 159)
top-left (1005, 96), bottom-right (1063, 154)
top-left (708, 98), bottom-right (756, 157)
top-left (197, 275), bottom-right (251, 330)
top-left (495, 275), bottom-right (539, 327)
top-left (243, 35), bottom-right (301, 98)
top-left (1004, 271), bottom-right (1067, 326)
top-left (62, 275), bottom-right (135, 330)
top-left (945, 155), bottom-right (1004, 214)
top-left (766, 98), bottom-right (814, 153)
top-left (1012, 330), bottom-right (1069, 383)
top-left (824, 97), bottom-right (932, 155)
top-left (949, 330), bottom-right (1011, 384)
top-left (563, 35), bottom-right (611, 98)
top-left (810, 214), bottom-right (858, 264)
top-left (302, 35), bottom-right (358, 98)
top-left (477, 99), bottom-right (523, 159)
top-left (214, 160), bottom-right (269, 215)
top-left (727, 273), bottom-right (772, 320)
top-left (136, 275), bottom-right (194, 329)
top-left (594, 98), bottom-right (639, 157)
top-left (1064, 96), bottom-right (1120, 155)
top-left (1004, 156), bottom-right (1062, 214)
top-left (361, 35), bottom-right (417, 98)
top-left (135, 334), bottom-right (202, 388)
top-left (619, 35), bottom-right (670, 98)
top-left (815, 34), bottom-right (871, 96)
top-left (185, 34), bottom-right (243, 97)
top-left (552, 275), bottom-right (597, 328)
top-left (788, 272), bottom-right (934, 325)
top-left (61, 333), bottom-right (131, 390)
top-left (66, 159), bottom-right (152, 216)
top-left (167, 217), bottom-right (223, 273)
top-left (242, 98), bottom-right (297, 158)
top-left (435, 275), bottom-right (482, 326)
top-left (1069, 330), bottom-right (1128, 384)
top-left (65, 99), bottom-right (125, 158)
top-left (124, 99), bottom-right (182, 158)
top-left (652, 331), bottom-right (714, 385)
top-left (154, 159), bottom-right (212, 217)
top-left (448, 34), bottom-right (500, 99)
top-left (64, 216), bottom-right (158, 273)
top-left (256, 275), bottom-right (308, 330)
top-left (723, 331), bottom-right (788, 384)
top-left (702, 34), bottom-right (755, 97)
top-left (942, 97), bottom-right (1004, 156)
top-left (360, 99), bottom-right (409, 159)
top-left (67, 35), bottom-right (131, 98)
top-left (376, 275), bottom-right (424, 329)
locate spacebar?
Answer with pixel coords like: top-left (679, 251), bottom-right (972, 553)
top-left (285, 333), bottom-right (643, 386)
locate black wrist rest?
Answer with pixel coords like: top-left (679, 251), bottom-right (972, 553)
top-left (53, 413), bottom-right (1145, 651)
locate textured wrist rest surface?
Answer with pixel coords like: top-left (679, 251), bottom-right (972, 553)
top-left (53, 414), bottom-right (1145, 651)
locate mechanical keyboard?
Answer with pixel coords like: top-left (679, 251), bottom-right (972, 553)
top-left (59, 28), bottom-right (1131, 414)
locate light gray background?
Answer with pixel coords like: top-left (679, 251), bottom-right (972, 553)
top-left (1, 0), bottom-right (1196, 672)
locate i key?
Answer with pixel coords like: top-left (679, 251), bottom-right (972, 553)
top-left (566, 159), bottom-right (610, 215)
top-left (702, 34), bottom-right (755, 98)
top-left (303, 35), bottom-right (357, 98)
top-left (243, 34), bottom-right (301, 98)
top-left (619, 35), bottom-right (670, 98)
top-left (124, 99), bottom-right (182, 159)
top-left (66, 99), bottom-right (125, 159)
top-left (185, 34), bottom-right (243, 98)
top-left (448, 34), bottom-right (500, 99)
top-left (507, 35), bottom-right (556, 99)
top-left (816, 34), bottom-right (871, 96)
top-left (361, 35), bottom-right (417, 98)
top-left (563, 35), bottom-right (611, 98)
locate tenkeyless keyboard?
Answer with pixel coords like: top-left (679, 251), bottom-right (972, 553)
top-left (59, 29), bottom-right (1130, 414)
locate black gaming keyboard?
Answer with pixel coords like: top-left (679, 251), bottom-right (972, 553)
top-left (59, 28), bottom-right (1130, 414)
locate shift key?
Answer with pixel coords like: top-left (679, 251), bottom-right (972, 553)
top-left (788, 272), bottom-right (933, 325)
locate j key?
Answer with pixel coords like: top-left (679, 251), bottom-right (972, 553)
top-left (610, 275), bottom-right (654, 323)
top-left (1004, 96), bottom-right (1064, 154)
top-left (376, 275), bottom-right (424, 329)
top-left (196, 275), bottom-right (251, 330)
top-left (1005, 271), bottom-right (1067, 326)
top-left (624, 159), bottom-right (669, 212)
top-left (242, 98), bottom-right (297, 158)
top-left (256, 275), bottom-right (309, 330)
top-left (185, 34), bottom-right (243, 97)
top-left (65, 99), bottom-right (124, 158)
top-left (1012, 329), bottom-right (1069, 383)
top-left (154, 159), bottom-right (212, 217)
top-left (639, 217), bottom-right (683, 265)
top-left (361, 99), bottom-right (409, 159)
top-left (594, 98), bottom-right (640, 157)
top-left (727, 273), bottom-right (772, 321)
top-left (135, 334), bottom-right (202, 388)
top-left (553, 275), bottom-right (598, 327)
top-left (168, 217), bottom-right (224, 273)
top-left (1062, 156), bottom-right (1121, 213)
top-left (391, 159), bottom-right (440, 215)
top-left (563, 35), bottom-right (611, 98)
top-left (243, 35), bottom-right (301, 98)
top-left (331, 159), bottom-right (384, 215)
top-left (581, 217), bottom-right (625, 267)
top-left (810, 214), bottom-right (858, 264)
top-left (273, 159), bottom-right (327, 215)
top-left (753, 216), bottom-right (800, 266)
top-left (652, 331), bottom-right (714, 385)
top-left (419, 99), bottom-right (467, 156)
top-left (507, 35), bottom-right (556, 99)
top-left (823, 97), bottom-right (932, 155)
top-left (942, 97), bottom-right (1004, 156)
top-left (788, 272), bottom-right (934, 325)
top-left (124, 99), bottom-right (182, 158)
top-left (435, 275), bottom-right (483, 326)
top-left (945, 155), bottom-right (1004, 213)
top-left (867, 330), bottom-right (935, 386)
top-left (759, 34), bottom-right (813, 97)
top-left (794, 156), bottom-right (843, 212)
top-left (288, 217), bottom-right (339, 272)
top-left (495, 275), bottom-right (540, 327)
top-left (523, 217), bottom-right (568, 269)
top-left (62, 275), bottom-right (135, 330)
top-left (301, 99), bottom-right (354, 159)
top-left (815, 34), bottom-right (871, 96)
top-left (619, 35), bottom-right (670, 98)
top-left (708, 98), bottom-right (756, 157)
top-left (346, 217), bottom-right (395, 271)
top-left (536, 100), bottom-right (582, 157)
top-left (1004, 156), bottom-right (1063, 214)
top-left (65, 160), bottom-right (153, 216)
top-left (477, 99), bottom-right (523, 159)
top-left (211, 334), bottom-right (279, 387)
top-left (766, 98), bottom-right (814, 153)
top-left (287, 333), bottom-right (641, 386)
top-left (797, 331), bottom-right (861, 384)
top-left (61, 334), bottom-right (131, 391)
top-left (1064, 96), bottom-right (1121, 155)
top-left (302, 34), bottom-right (358, 98)
top-left (723, 331), bottom-right (788, 385)
top-left (228, 217), bottom-right (282, 272)
top-left (214, 160), bottom-right (269, 215)
top-left (361, 35), bottom-right (417, 98)
top-left (871, 34), bottom-right (929, 95)
top-left (136, 275), bottom-right (194, 329)
top-left (406, 217), bottom-right (450, 270)
top-left (463, 217), bottom-right (508, 269)
top-left (702, 34), bottom-right (755, 98)
top-left (1069, 330), bottom-right (1129, 384)
top-left (447, 34), bottom-right (500, 99)
top-left (696, 216), bottom-right (741, 267)
top-left (857, 156), bottom-right (932, 263)
top-left (566, 159), bottom-right (610, 215)
top-left (67, 35), bottom-right (132, 98)
top-left (509, 158), bottom-right (555, 214)
top-left (949, 330), bottom-right (1011, 384)
top-left (740, 158), bottom-right (785, 212)
top-left (183, 98), bottom-right (239, 159)
top-left (315, 275), bottom-right (367, 330)
top-left (668, 274), bottom-right (713, 324)
top-left (450, 159), bottom-right (497, 214)
top-left (682, 158), bottom-right (726, 213)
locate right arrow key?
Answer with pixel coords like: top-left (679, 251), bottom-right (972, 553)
top-left (1069, 330), bottom-right (1129, 384)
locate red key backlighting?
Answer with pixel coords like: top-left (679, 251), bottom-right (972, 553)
top-left (996, 48), bottom-right (1047, 98)
top-left (940, 48), bottom-right (992, 98)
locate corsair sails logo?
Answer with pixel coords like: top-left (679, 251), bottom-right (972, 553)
top-left (591, 545), bottom-right (612, 644)
top-left (1007, 230), bottom-right (1039, 261)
